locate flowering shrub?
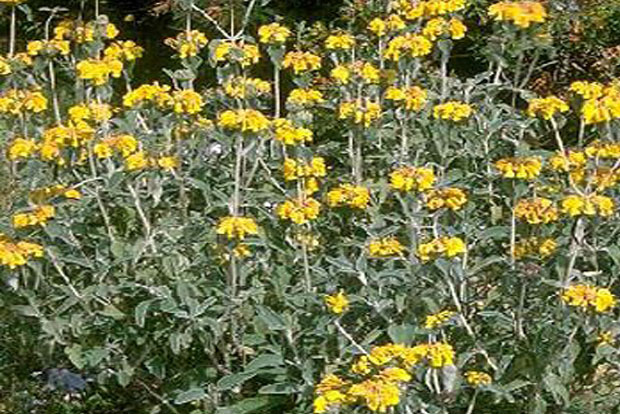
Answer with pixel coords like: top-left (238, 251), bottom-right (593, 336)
top-left (1, 0), bottom-right (620, 413)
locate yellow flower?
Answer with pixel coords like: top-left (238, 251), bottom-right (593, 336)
top-left (488, 1), bottom-right (547, 28)
top-left (384, 33), bottom-right (432, 60)
top-left (562, 284), bottom-right (616, 313)
top-left (515, 197), bottom-right (558, 224)
top-left (549, 150), bottom-right (586, 172)
top-left (213, 41), bottom-right (260, 67)
top-left (448, 18), bottom-right (467, 39)
top-left (425, 188), bottom-right (467, 211)
top-left (368, 18), bottom-right (387, 37)
top-left (125, 151), bottom-right (148, 171)
top-left (216, 216), bottom-right (259, 240)
top-left (464, 371), bottom-right (492, 386)
top-left (495, 157), bottom-right (542, 179)
top-left (12, 205), bottom-right (55, 228)
top-left (8, 138), bottom-right (37, 160)
top-left (514, 237), bottom-right (557, 259)
top-left (172, 89), bottom-right (203, 114)
top-left (273, 118), bottom-right (312, 145)
top-left (325, 33), bottom-right (356, 50)
top-left (570, 81), bottom-right (604, 100)
top-left (561, 194), bottom-right (614, 217)
top-left (218, 109), bottom-right (271, 133)
top-left (424, 310), bottom-right (455, 329)
top-left (164, 30), bottom-right (208, 58)
top-left (348, 379), bottom-right (400, 412)
top-left (76, 58), bottom-right (123, 86)
top-left (276, 197), bottom-right (321, 224)
top-left (327, 184), bottom-right (370, 209)
top-left (527, 96), bottom-right (569, 120)
top-left (63, 189), bottom-right (81, 199)
top-left (597, 331), bottom-right (615, 346)
top-left (0, 234), bottom-right (44, 270)
top-left (157, 156), bottom-right (178, 171)
top-left (389, 166), bottom-right (435, 192)
top-left (331, 65), bottom-right (351, 84)
top-left (224, 77), bottom-right (271, 99)
top-left (368, 237), bottom-right (406, 258)
top-left (287, 88), bottom-right (324, 106)
top-left (258, 22), bottom-right (291, 44)
top-left (433, 101), bottom-right (473, 121)
top-left (384, 86), bottom-right (427, 111)
top-left (339, 99), bottom-right (381, 127)
top-left (123, 82), bottom-right (173, 108)
top-left (283, 51), bottom-right (321, 74)
top-left (325, 291), bottom-right (349, 314)
top-left (417, 236), bottom-right (466, 261)
top-left (585, 141), bottom-right (620, 159)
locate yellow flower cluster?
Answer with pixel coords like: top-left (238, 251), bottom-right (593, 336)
top-left (315, 341), bottom-right (455, 413)
top-left (395, 0), bottom-right (467, 19)
top-left (287, 88), bottom-right (324, 106)
top-left (464, 371), bottom-right (492, 386)
top-left (433, 101), bottom-right (473, 121)
top-left (218, 109), bottom-right (271, 133)
top-left (515, 197), bottom-right (558, 224)
top-left (526, 96), bottom-right (569, 120)
top-left (368, 237), bottom-right (406, 258)
top-left (0, 234), bottom-right (44, 270)
top-left (327, 184), bottom-right (371, 209)
top-left (0, 53), bottom-right (32, 75)
top-left (561, 194), bottom-right (614, 217)
top-left (384, 34), bottom-right (433, 60)
top-left (424, 309), bottom-right (455, 329)
top-left (389, 166), bottom-right (435, 192)
top-left (339, 99), bottom-right (382, 127)
top-left (39, 121), bottom-right (95, 164)
top-left (94, 134), bottom-right (138, 159)
top-left (325, 33), bottom-right (356, 50)
top-left (224, 77), bottom-right (271, 99)
top-left (276, 197), bottom-right (321, 224)
top-left (283, 157), bottom-right (326, 194)
top-left (214, 41), bottom-right (260, 67)
top-left (561, 284), bottom-right (616, 313)
top-left (384, 86), bottom-right (427, 111)
top-left (572, 81), bottom-right (620, 124)
top-left (172, 90), bottom-right (204, 115)
top-left (164, 30), bottom-right (208, 59)
top-left (27, 39), bottom-right (71, 57)
top-left (104, 41), bottom-right (144, 61)
top-left (422, 17), bottom-right (467, 41)
top-left (76, 56), bottom-right (124, 86)
top-left (69, 102), bottom-right (113, 123)
top-left (549, 150), bottom-right (586, 172)
top-left (417, 236), bottom-right (466, 262)
top-left (0, 88), bottom-right (47, 115)
top-left (324, 291), bottom-right (349, 314)
top-left (283, 157), bottom-right (327, 181)
top-left (425, 188), bottom-right (467, 211)
top-left (488, 1), bottom-right (547, 28)
top-left (585, 140), bottom-right (620, 159)
top-left (495, 156), bottom-right (542, 179)
top-left (331, 62), bottom-right (381, 85)
top-left (12, 205), bottom-right (55, 228)
top-left (258, 23), bottom-right (291, 44)
top-left (8, 138), bottom-right (37, 160)
top-left (216, 216), bottom-right (259, 240)
top-left (513, 237), bottom-right (556, 259)
top-left (123, 82), bottom-right (173, 108)
top-left (53, 19), bottom-right (119, 43)
top-left (29, 185), bottom-right (81, 204)
top-left (271, 119), bottom-right (312, 145)
top-left (283, 51), bottom-right (321, 74)
top-left (367, 15), bottom-right (406, 37)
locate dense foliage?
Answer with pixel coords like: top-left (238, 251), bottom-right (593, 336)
top-left (1, 0), bottom-right (620, 413)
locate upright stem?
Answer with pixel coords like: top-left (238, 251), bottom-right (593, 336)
top-left (9, 6), bottom-right (16, 57)
top-left (49, 61), bottom-right (61, 124)
top-left (274, 64), bottom-right (281, 119)
top-left (232, 134), bottom-right (244, 215)
top-left (549, 118), bottom-right (566, 154)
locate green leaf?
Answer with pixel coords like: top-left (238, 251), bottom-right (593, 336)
top-left (174, 387), bottom-right (206, 405)
top-left (216, 396), bottom-right (283, 414)
top-left (387, 324), bottom-right (415, 345)
top-left (217, 371), bottom-right (259, 391)
top-left (258, 382), bottom-right (297, 394)
top-left (245, 354), bottom-right (284, 371)
top-left (256, 306), bottom-right (286, 331)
